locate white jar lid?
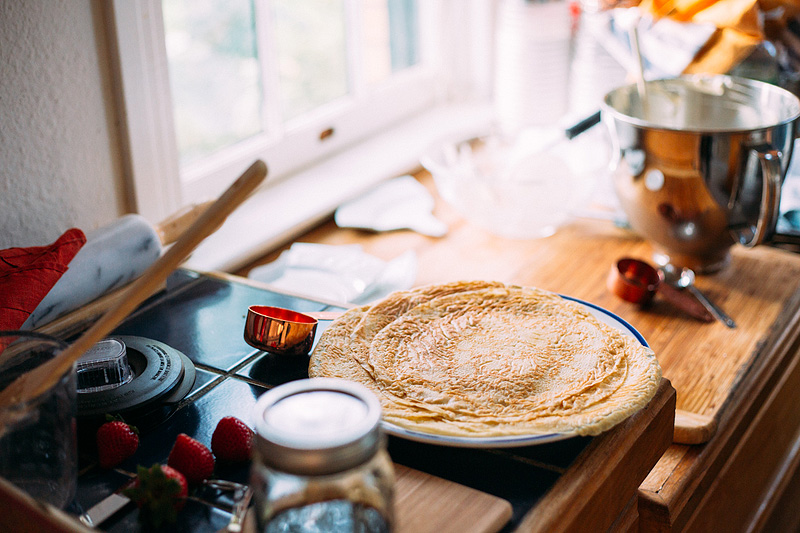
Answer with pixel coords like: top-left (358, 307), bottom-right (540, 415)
top-left (253, 378), bottom-right (383, 475)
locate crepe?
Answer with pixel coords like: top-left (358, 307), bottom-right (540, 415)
top-left (309, 281), bottom-right (661, 438)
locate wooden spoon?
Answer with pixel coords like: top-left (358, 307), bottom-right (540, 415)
top-left (0, 159), bottom-right (268, 417)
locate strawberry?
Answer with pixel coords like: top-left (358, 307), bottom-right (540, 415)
top-left (167, 433), bottom-right (215, 485)
top-left (211, 416), bottom-right (254, 463)
top-left (96, 416), bottom-right (139, 469)
top-left (123, 464), bottom-right (187, 528)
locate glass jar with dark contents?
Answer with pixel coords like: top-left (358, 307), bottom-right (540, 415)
top-left (250, 378), bottom-right (394, 532)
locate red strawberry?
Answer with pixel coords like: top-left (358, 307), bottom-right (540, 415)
top-left (211, 416), bottom-right (254, 463)
top-left (96, 417), bottom-right (139, 469)
top-left (167, 433), bottom-right (215, 485)
top-left (123, 464), bottom-right (187, 528)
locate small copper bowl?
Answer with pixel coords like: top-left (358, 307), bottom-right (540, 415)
top-left (244, 306), bottom-right (318, 356)
top-left (607, 258), bottom-right (663, 305)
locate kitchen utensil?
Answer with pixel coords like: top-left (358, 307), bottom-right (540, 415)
top-left (244, 306), bottom-right (319, 356)
top-left (607, 258), bottom-right (714, 322)
top-left (244, 306), bottom-right (342, 356)
top-left (660, 264), bottom-right (736, 328)
top-left (0, 160), bottom-right (268, 417)
top-left (603, 74), bottom-right (800, 272)
top-left (607, 258), bottom-right (662, 305)
top-left (22, 200), bottom-right (214, 330)
top-left (525, 110), bottom-right (603, 156)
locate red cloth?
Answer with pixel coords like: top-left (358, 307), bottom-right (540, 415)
top-left (0, 228), bottom-right (86, 331)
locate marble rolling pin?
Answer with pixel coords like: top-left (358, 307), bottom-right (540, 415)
top-left (21, 202), bottom-right (212, 330)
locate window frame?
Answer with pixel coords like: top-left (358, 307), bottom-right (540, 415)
top-left (108, 0), bottom-right (495, 270)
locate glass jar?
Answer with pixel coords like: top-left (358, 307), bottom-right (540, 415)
top-left (0, 331), bottom-right (77, 511)
top-left (250, 378), bottom-right (394, 532)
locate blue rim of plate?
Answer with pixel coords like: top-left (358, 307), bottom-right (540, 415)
top-left (381, 295), bottom-right (648, 448)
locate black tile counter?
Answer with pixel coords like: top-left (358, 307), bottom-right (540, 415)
top-left (62, 269), bottom-right (673, 532)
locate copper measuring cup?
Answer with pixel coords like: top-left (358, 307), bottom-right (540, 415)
top-left (607, 258), bottom-right (713, 323)
top-left (244, 306), bottom-right (341, 356)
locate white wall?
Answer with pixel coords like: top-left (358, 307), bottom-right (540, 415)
top-left (0, 0), bottom-right (126, 248)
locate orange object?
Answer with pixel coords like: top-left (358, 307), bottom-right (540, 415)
top-left (607, 258), bottom-right (663, 304)
top-left (607, 257), bottom-right (715, 322)
top-left (637, 0), bottom-right (769, 74)
top-left (244, 305), bottom-right (319, 356)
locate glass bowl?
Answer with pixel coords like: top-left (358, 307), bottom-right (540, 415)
top-left (421, 128), bottom-right (605, 239)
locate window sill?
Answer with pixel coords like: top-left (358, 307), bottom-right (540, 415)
top-left (184, 103), bottom-right (493, 272)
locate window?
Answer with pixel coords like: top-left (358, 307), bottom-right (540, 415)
top-left (110, 0), bottom-right (493, 269)
top-left (162, 0), bottom-right (423, 166)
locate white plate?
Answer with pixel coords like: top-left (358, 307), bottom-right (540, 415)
top-left (381, 295), bottom-right (648, 448)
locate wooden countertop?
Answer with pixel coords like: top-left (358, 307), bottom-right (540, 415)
top-left (237, 170), bottom-right (800, 531)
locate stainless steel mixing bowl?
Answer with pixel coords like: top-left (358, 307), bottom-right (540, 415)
top-left (603, 75), bottom-right (800, 272)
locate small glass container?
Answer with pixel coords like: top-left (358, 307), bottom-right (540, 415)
top-left (0, 331), bottom-right (78, 511)
top-left (250, 378), bottom-right (394, 532)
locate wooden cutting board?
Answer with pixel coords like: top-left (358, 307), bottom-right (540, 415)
top-left (393, 464), bottom-right (512, 533)
top-left (237, 464), bottom-right (512, 533)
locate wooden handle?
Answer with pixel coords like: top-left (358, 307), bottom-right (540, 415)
top-left (658, 284), bottom-right (714, 323)
top-left (673, 409), bottom-right (717, 445)
top-left (0, 160), bottom-right (268, 412)
top-left (155, 200), bottom-right (215, 245)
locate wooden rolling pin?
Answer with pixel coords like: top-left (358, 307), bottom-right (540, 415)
top-left (21, 201), bottom-right (213, 330)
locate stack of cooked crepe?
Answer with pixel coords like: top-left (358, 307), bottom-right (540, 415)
top-left (309, 281), bottom-right (661, 438)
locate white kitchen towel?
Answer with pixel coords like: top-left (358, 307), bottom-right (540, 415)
top-left (248, 242), bottom-right (417, 305)
top-left (334, 175), bottom-right (448, 237)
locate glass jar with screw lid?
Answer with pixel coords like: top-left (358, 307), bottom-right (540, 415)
top-left (250, 378), bottom-right (395, 532)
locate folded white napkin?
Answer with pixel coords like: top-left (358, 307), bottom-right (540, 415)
top-left (334, 175), bottom-right (448, 237)
top-left (248, 243), bottom-right (417, 305)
